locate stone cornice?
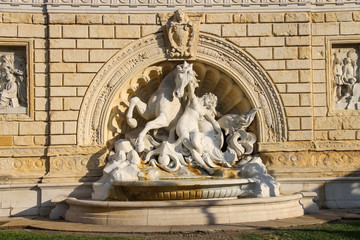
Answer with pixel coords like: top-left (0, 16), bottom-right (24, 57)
top-left (0, 0), bottom-right (359, 13)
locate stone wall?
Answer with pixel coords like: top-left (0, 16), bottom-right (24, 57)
top-left (0, 10), bottom-right (360, 215)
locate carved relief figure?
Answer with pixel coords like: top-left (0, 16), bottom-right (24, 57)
top-left (332, 47), bottom-right (360, 110)
top-left (0, 54), bottom-right (27, 111)
top-left (166, 9), bottom-right (194, 58)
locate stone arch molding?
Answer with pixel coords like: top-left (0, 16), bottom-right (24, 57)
top-left (77, 33), bottom-right (287, 146)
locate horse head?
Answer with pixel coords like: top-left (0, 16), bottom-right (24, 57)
top-left (174, 61), bottom-right (196, 98)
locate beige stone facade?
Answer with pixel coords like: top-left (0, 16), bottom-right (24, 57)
top-left (0, 8), bottom-right (360, 215)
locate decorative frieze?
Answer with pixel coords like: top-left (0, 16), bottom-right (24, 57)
top-left (1, 0), bottom-right (360, 14)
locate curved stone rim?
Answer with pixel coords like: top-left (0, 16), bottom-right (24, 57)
top-left (77, 32), bottom-right (287, 146)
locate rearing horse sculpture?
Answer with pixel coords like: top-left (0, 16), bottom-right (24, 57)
top-left (126, 61), bottom-right (196, 152)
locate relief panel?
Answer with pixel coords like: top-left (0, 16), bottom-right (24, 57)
top-left (0, 46), bottom-right (28, 114)
top-left (331, 43), bottom-right (360, 110)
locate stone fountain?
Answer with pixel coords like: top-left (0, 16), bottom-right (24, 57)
top-left (65, 61), bottom-right (318, 226)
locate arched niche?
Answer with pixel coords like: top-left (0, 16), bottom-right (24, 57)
top-left (77, 33), bottom-right (286, 146)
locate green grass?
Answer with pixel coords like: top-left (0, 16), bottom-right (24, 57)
top-left (0, 231), bottom-right (144, 240)
top-left (236, 222), bottom-right (360, 240)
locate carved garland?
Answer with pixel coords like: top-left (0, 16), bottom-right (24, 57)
top-left (77, 33), bottom-right (286, 145)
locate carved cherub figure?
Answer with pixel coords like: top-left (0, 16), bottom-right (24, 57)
top-left (0, 65), bottom-right (19, 109)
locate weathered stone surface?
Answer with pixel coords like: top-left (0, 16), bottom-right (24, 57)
top-left (288, 131), bottom-right (312, 141)
top-left (0, 136), bottom-right (13, 146)
top-left (63, 73), bottom-right (94, 86)
top-left (90, 26), bottom-right (114, 38)
top-left (287, 83), bottom-right (311, 93)
top-left (312, 23), bottom-right (339, 35)
top-left (315, 117), bottom-right (342, 130)
top-left (63, 25), bottom-right (88, 39)
top-left (49, 14), bottom-right (75, 24)
top-left (260, 37), bottom-right (284, 46)
top-left (63, 50), bottom-right (89, 63)
top-left (200, 24), bottom-right (221, 36)
top-left (206, 14), bottom-right (232, 23)
top-left (274, 47), bottom-right (298, 59)
top-left (76, 14), bottom-right (102, 24)
top-left (18, 25), bottom-right (47, 38)
top-left (285, 12), bottom-right (310, 22)
top-left (246, 48), bottom-right (272, 60)
top-left (329, 130), bottom-right (356, 141)
top-left (287, 118), bottom-right (300, 130)
top-left (282, 94), bottom-right (300, 106)
top-left (269, 71), bottom-right (298, 83)
top-left (90, 50), bottom-right (117, 62)
top-left (340, 22), bottom-right (360, 34)
top-left (229, 38), bottom-right (259, 47)
top-left (233, 13), bottom-right (258, 23)
top-left (129, 14), bottom-right (156, 24)
top-left (222, 24), bottom-right (246, 37)
top-left (3, 13), bottom-right (32, 23)
top-left (273, 23), bottom-right (297, 36)
top-left (259, 13), bottom-right (284, 23)
top-left (103, 14), bottom-right (128, 24)
top-left (248, 24), bottom-right (272, 36)
top-left (19, 122), bottom-right (48, 135)
top-left (115, 26), bottom-right (140, 39)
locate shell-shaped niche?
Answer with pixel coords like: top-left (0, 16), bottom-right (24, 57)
top-left (107, 61), bottom-right (255, 143)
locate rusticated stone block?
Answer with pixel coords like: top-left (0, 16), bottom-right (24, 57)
top-left (340, 22), bottom-right (360, 35)
top-left (273, 23), bottom-right (297, 36)
top-left (269, 71), bottom-right (298, 83)
top-left (103, 39), bottom-right (132, 49)
top-left (103, 14), bottom-right (128, 24)
top-left (233, 13), bottom-right (258, 23)
top-left (286, 60), bottom-right (311, 70)
top-left (90, 25), bottom-right (114, 38)
top-left (50, 63), bottom-right (76, 73)
top-left (33, 14), bottom-right (47, 24)
top-left (50, 98), bottom-right (63, 111)
top-left (260, 37), bottom-right (284, 47)
top-left (315, 117), bottom-right (342, 130)
top-left (50, 39), bottom-right (76, 49)
top-left (49, 14), bottom-right (75, 24)
top-left (342, 117), bottom-right (360, 130)
top-left (206, 14), bottom-right (232, 23)
top-left (285, 107), bottom-right (312, 117)
top-left (51, 135), bottom-right (76, 145)
top-left (285, 12), bottom-right (310, 22)
top-left (312, 13), bottom-right (324, 23)
top-left (274, 47), bottom-right (297, 60)
top-left (299, 47), bottom-right (311, 60)
top-left (90, 50), bottom-right (117, 62)
top-left (287, 83), bottom-right (311, 93)
top-left (301, 117), bottom-right (312, 130)
top-left (64, 97), bottom-right (82, 110)
top-left (63, 25), bottom-right (89, 39)
top-left (314, 131), bottom-right (328, 141)
top-left (300, 70), bottom-right (311, 82)
top-left (222, 24), bottom-right (246, 37)
top-left (129, 14), bottom-right (156, 24)
top-left (77, 39), bottom-right (102, 49)
top-left (282, 94), bottom-right (300, 106)
top-left (298, 23), bottom-right (310, 36)
top-left (300, 94), bottom-right (311, 106)
top-left (63, 73), bottom-right (94, 86)
top-left (49, 74), bottom-right (62, 86)
top-left (50, 111), bottom-right (78, 121)
top-left (50, 122), bottom-right (63, 134)
top-left (312, 23), bottom-right (339, 35)
top-left (49, 49), bottom-right (62, 62)
top-left (200, 24), bottom-right (221, 36)
top-left (259, 13), bottom-right (284, 23)
top-left (49, 25), bottom-right (62, 38)
top-left (313, 94), bottom-right (326, 107)
top-left (63, 50), bottom-right (89, 63)
top-left (288, 131), bottom-right (312, 141)
top-left (115, 25), bottom-right (140, 39)
top-left (141, 25), bottom-right (162, 37)
top-left (19, 122), bottom-right (48, 135)
top-left (50, 87), bottom-right (77, 97)
top-left (18, 24), bottom-right (47, 38)
top-left (287, 118), bottom-right (300, 130)
top-left (1, 122), bottom-right (18, 135)
top-left (329, 130), bottom-right (356, 141)
top-left (0, 136), bottom-right (13, 146)
top-left (14, 136), bottom-right (34, 146)
top-left (35, 98), bottom-right (49, 111)
top-left (3, 13), bottom-right (32, 23)
top-left (64, 122), bottom-right (77, 134)
top-left (229, 38), bottom-right (259, 47)
top-left (76, 63), bottom-right (103, 73)
top-left (34, 136), bottom-right (49, 145)
top-left (77, 14), bottom-right (102, 24)
top-left (259, 60), bottom-right (285, 70)
top-left (246, 48), bottom-right (272, 60)
top-left (248, 24), bottom-right (272, 36)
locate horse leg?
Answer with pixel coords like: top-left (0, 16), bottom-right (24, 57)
top-left (126, 97), bottom-right (148, 128)
top-left (136, 114), bottom-right (169, 152)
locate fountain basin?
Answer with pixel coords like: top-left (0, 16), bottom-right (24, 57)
top-left (110, 178), bottom-right (256, 201)
top-left (65, 192), bottom-right (318, 226)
